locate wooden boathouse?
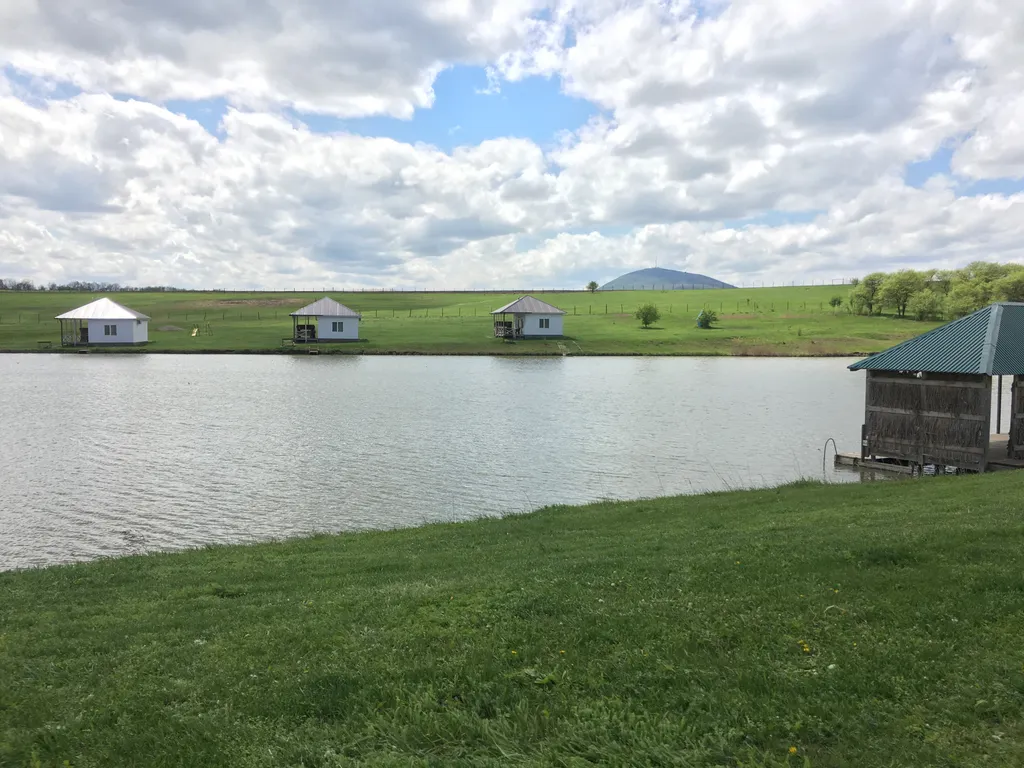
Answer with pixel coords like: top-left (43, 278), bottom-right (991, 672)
top-left (840, 302), bottom-right (1024, 474)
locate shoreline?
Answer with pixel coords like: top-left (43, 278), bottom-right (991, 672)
top-left (0, 347), bottom-right (870, 358)
top-left (3, 475), bottom-right (1022, 765)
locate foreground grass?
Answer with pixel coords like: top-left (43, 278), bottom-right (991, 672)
top-left (0, 287), bottom-right (935, 355)
top-left (3, 475), bottom-right (1024, 766)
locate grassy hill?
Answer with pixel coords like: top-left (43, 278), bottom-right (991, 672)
top-left (0, 286), bottom-right (935, 355)
top-left (2, 474), bottom-right (1024, 766)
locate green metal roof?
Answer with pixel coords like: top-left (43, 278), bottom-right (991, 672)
top-left (849, 303), bottom-right (1024, 375)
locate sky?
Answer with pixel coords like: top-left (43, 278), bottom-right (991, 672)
top-left (1, 0), bottom-right (1023, 290)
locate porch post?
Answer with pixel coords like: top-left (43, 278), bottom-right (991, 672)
top-left (997, 375), bottom-right (1003, 434)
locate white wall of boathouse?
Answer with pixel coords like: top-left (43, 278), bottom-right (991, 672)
top-left (520, 314), bottom-right (563, 337)
top-left (87, 318), bottom-right (148, 344)
top-left (316, 316), bottom-right (360, 341)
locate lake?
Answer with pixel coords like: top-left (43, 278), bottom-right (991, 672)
top-left (0, 354), bottom-right (898, 570)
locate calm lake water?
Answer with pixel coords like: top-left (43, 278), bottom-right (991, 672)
top-left (0, 354), bottom-right (902, 570)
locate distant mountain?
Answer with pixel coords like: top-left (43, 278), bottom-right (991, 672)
top-left (600, 268), bottom-right (735, 291)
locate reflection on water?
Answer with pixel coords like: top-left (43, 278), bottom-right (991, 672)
top-left (0, 354), bottom-right (868, 570)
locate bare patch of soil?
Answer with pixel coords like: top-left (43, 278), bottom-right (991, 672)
top-left (187, 299), bottom-right (303, 309)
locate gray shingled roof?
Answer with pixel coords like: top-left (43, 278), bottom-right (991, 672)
top-left (290, 297), bottom-right (362, 318)
top-left (849, 302), bottom-right (1024, 375)
top-left (490, 296), bottom-right (566, 315)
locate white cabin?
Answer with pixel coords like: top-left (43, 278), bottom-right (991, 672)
top-left (290, 297), bottom-right (361, 342)
top-left (55, 298), bottom-right (150, 346)
top-left (491, 296), bottom-right (566, 339)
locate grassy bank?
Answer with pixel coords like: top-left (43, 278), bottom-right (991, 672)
top-left (0, 287), bottom-right (936, 355)
top-left (3, 475), bottom-right (1024, 766)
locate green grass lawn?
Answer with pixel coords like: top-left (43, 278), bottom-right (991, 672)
top-left (0, 287), bottom-right (936, 355)
top-left (3, 474), bottom-right (1024, 766)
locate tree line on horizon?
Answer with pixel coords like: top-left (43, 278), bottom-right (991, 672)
top-left (0, 279), bottom-right (181, 292)
top-left (843, 261), bottom-right (1024, 321)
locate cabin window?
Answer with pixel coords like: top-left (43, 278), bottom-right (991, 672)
top-left (539, 318), bottom-right (550, 329)
top-left (104, 324), bottom-right (117, 337)
top-left (332, 321), bottom-right (343, 332)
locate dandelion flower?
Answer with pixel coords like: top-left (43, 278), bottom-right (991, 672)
top-left (789, 746), bottom-right (798, 754)
top-left (511, 650), bottom-right (517, 655)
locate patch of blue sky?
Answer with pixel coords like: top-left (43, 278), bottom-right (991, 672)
top-left (958, 178), bottom-right (1024, 196)
top-left (904, 144), bottom-right (1024, 195)
top-left (3, 65), bottom-right (82, 105)
top-left (293, 65), bottom-right (600, 152)
top-left (904, 146), bottom-right (953, 188)
top-left (164, 97), bottom-right (230, 136)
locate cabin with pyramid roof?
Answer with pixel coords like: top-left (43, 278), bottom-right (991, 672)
top-left (490, 296), bottom-right (566, 339)
top-left (847, 302), bottom-right (1024, 473)
top-left (289, 297), bottom-right (362, 343)
top-left (55, 297), bottom-right (150, 346)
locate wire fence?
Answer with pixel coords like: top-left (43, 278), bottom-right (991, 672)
top-left (0, 301), bottom-right (851, 325)
top-left (0, 279), bottom-right (854, 296)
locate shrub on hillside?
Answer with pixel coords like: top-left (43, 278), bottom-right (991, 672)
top-left (635, 303), bottom-right (661, 328)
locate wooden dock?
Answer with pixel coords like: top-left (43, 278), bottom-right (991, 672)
top-left (836, 434), bottom-right (1024, 474)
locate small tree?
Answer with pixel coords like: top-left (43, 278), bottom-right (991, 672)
top-left (878, 270), bottom-right (926, 318)
top-left (696, 309), bottom-right (718, 329)
top-left (907, 290), bottom-right (944, 321)
top-left (635, 303), bottom-right (660, 328)
top-left (829, 296), bottom-right (843, 313)
top-left (995, 271), bottom-right (1024, 303)
top-left (849, 272), bottom-right (885, 315)
top-left (586, 280), bottom-right (599, 293)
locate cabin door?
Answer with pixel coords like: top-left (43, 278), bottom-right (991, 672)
top-left (1010, 376), bottom-right (1024, 460)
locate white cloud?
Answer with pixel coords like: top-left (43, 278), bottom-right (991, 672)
top-left (0, 0), bottom-right (551, 118)
top-left (1, 0), bottom-right (1024, 288)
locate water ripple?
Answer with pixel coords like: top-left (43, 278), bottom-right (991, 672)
top-left (0, 354), bottom-right (885, 570)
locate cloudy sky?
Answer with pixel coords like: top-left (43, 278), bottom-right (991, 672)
top-left (1, 0), bottom-right (1023, 290)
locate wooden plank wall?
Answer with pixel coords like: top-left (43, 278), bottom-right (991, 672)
top-left (1011, 376), bottom-right (1024, 460)
top-left (864, 370), bottom-right (991, 471)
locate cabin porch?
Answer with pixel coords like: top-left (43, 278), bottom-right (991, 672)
top-left (493, 313), bottom-right (524, 339)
